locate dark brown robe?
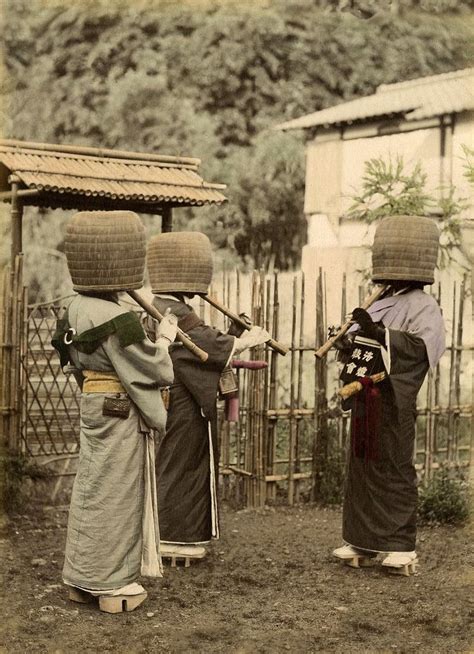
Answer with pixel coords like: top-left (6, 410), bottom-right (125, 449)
top-left (153, 296), bottom-right (234, 544)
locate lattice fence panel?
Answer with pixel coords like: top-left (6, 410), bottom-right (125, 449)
top-left (22, 299), bottom-right (80, 456)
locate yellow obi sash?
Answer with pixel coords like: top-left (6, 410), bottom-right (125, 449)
top-left (82, 370), bottom-right (126, 394)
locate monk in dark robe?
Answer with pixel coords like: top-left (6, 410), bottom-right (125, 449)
top-left (333, 215), bottom-right (445, 575)
top-left (146, 232), bottom-right (269, 561)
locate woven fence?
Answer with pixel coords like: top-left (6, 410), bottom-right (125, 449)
top-left (2, 267), bottom-right (471, 506)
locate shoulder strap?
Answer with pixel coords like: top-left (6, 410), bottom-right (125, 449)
top-left (51, 311), bottom-right (146, 366)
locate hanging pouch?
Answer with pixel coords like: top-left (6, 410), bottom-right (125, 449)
top-left (102, 395), bottom-right (131, 419)
top-left (219, 367), bottom-right (239, 397)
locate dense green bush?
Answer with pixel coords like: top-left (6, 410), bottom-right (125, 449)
top-left (418, 467), bottom-right (470, 525)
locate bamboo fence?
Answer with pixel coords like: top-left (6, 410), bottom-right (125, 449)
top-left (1, 268), bottom-right (472, 506)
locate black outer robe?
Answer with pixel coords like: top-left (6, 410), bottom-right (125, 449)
top-left (153, 296), bottom-right (235, 544)
top-left (343, 330), bottom-right (429, 552)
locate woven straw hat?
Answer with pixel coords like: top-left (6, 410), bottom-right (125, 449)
top-left (372, 215), bottom-right (439, 284)
top-left (147, 231), bottom-right (213, 294)
top-left (65, 211), bottom-right (146, 291)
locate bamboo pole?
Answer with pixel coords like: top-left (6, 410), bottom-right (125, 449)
top-left (221, 268), bottom-right (230, 501)
top-left (424, 368), bottom-right (434, 480)
top-left (8, 256), bottom-right (22, 452)
top-left (447, 283), bottom-right (457, 463)
top-left (257, 269), bottom-right (266, 506)
top-left (311, 269), bottom-right (329, 501)
top-left (0, 138), bottom-right (202, 168)
top-left (161, 207), bottom-right (173, 233)
top-left (453, 274), bottom-right (466, 463)
top-left (433, 283), bottom-right (441, 459)
top-left (235, 270), bottom-right (243, 505)
top-left (263, 276), bottom-right (272, 500)
top-left (19, 284), bottom-right (28, 454)
top-left (10, 175), bottom-right (24, 266)
top-left (244, 271), bottom-right (258, 507)
top-left (287, 275), bottom-right (297, 505)
top-left (0, 267), bottom-right (10, 449)
top-left (295, 272), bottom-right (305, 503)
top-left (0, 189), bottom-right (39, 201)
top-left (266, 271), bottom-right (279, 501)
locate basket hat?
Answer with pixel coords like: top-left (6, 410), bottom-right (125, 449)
top-left (65, 211), bottom-right (146, 292)
top-left (372, 215), bottom-right (439, 284)
top-left (147, 231), bottom-right (213, 294)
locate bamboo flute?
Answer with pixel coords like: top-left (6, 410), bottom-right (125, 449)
top-left (203, 294), bottom-right (289, 356)
top-left (127, 290), bottom-right (208, 362)
top-left (314, 283), bottom-right (390, 359)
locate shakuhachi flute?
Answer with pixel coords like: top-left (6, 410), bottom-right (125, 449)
top-left (203, 295), bottom-right (289, 356)
top-left (314, 284), bottom-right (390, 359)
top-left (128, 290), bottom-right (209, 362)
top-left (338, 372), bottom-right (386, 400)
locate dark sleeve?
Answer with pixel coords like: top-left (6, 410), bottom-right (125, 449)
top-left (387, 330), bottom-right (430, 409)
top-left (170, 324), bottom-right (235, 419)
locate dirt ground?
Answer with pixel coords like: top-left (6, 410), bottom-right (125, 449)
top-left (0, 503), bottom-right (472, 654)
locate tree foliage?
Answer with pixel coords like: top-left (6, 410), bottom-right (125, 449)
top-left (1, 0), bottom-right (473, 278)
top-left (348, 154), bottom-right (468, 268)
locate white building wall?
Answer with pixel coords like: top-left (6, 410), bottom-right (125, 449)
top-left (301, 112), bottom-right (473, 344)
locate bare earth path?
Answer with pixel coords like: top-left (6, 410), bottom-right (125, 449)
top-left (0, 504), bottom-right (472, 653)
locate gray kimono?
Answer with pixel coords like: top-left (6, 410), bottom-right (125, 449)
top-left (62, 294), bottom-right (173, 591)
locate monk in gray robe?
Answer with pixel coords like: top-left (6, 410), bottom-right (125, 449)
top-left (53, 211), bottom-right (178, 613)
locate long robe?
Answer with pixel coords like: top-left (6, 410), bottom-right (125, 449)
top-left (152, 296), bottom-right (235, 544)
top-left (62, 294), bottom-right (173, 591)
top-left (342, 289), bottom-right (445, 552)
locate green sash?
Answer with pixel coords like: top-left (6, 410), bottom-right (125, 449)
top-left (52, 311), bottom-right (146, 368)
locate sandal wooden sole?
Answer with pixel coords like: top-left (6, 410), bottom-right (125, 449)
top-left (99, 591), bottom-right (148, 613)
top-left (345, 555), bottom-right (377, 569)
top-left (383, 559), bottom-right (418, 576)
top-left (68, 587), bottom-right (94, 604)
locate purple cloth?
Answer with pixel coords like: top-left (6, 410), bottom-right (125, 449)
top-left (366, 289), bottom-right (445, 369)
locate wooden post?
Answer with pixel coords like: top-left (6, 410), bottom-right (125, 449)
top-left (287, 275), bottom-right (297, 505)
top-left (161, 207), bottom-right (173, 232)
top-left (9, 175), bottom-right (24, 264)
top-left (311, 269), bottom-right (329, 502)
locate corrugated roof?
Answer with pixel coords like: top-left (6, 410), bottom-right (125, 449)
top-left (0, 139), bottom-right (227, 212)
top-left (277, 68), bottom-right (474, 131)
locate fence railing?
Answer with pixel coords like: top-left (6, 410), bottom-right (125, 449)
top-left (2, 266), bottom-right (471, 506)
